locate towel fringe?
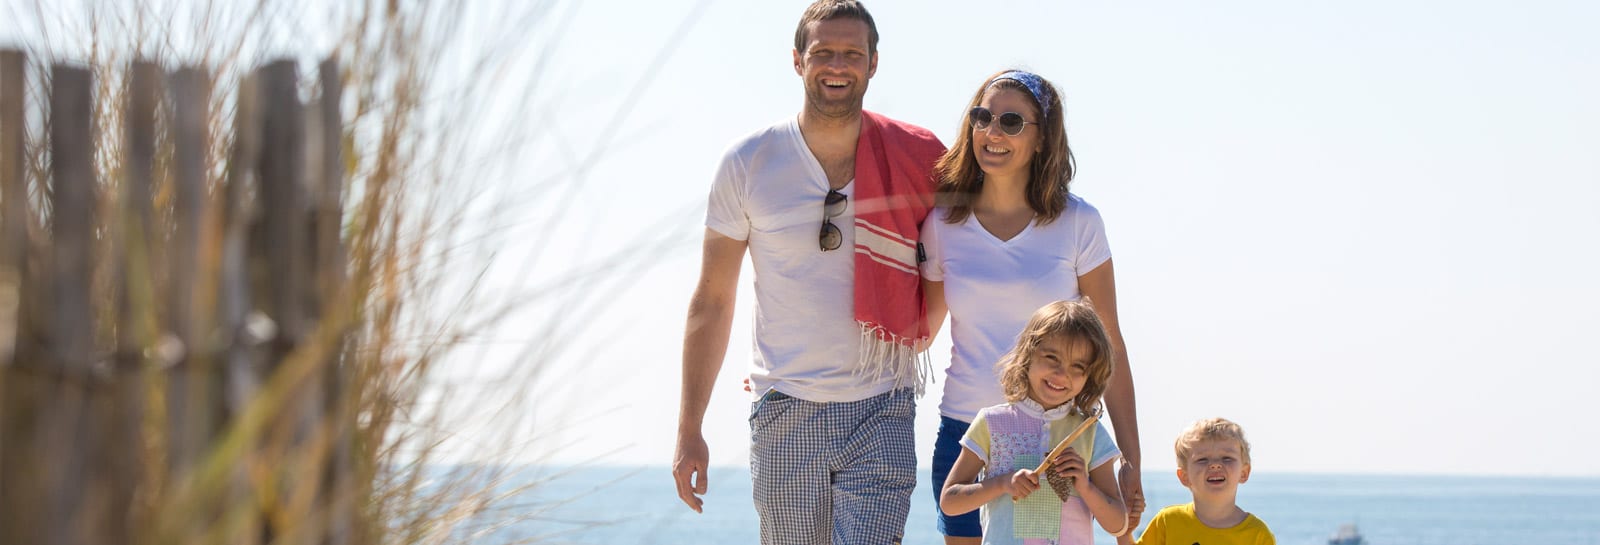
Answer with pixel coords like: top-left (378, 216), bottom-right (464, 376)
top-left (854, 323), bottom-right (934, 397)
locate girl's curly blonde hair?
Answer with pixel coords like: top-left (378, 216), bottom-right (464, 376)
top-left (995, 299), bottom-right (1114, 414)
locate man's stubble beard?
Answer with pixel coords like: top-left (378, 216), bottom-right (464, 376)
top-left (805, 80), bottom-right (869, 121)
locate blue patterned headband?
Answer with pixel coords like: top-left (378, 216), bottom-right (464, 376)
top-left (990, 70), bottom-right (1053, 120)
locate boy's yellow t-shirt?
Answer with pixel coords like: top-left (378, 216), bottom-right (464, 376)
top-left (1134, 503), bottom-right (1275, 545)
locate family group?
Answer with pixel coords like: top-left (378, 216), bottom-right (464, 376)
top-left (672, 2), bottom-right (1275, 544)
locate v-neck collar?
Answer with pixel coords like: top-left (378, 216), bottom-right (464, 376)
top-left (789, 116), bottom-right (853, 192)
top-left (967, 213), bottom-right (1036, 246)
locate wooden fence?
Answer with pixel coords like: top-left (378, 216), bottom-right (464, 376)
top-left (0, 50), bottom-right (358, 545)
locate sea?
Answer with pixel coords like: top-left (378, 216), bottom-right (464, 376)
top-left (485, 465), bottom-right (1600, 545)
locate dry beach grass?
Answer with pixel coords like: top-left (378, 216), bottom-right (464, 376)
top-left (0, 1), bottom-right (639, 543)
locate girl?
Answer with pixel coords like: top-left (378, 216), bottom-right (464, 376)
top-left (939, 300), bottom-right (1128, 545)
top-left (921, 69), bottom-right (1144, 543)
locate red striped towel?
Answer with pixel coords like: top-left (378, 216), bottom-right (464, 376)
top-left (851, 110), bottom-right (944, 394)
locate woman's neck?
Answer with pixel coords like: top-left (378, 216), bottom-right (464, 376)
top-left (975, 174), bottom-right (1031, 215)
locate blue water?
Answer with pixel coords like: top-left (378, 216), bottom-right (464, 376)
top-left (491, 465), bottom-right (1600, 545)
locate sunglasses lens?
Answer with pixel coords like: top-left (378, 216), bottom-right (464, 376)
top-left (820, 189), bottom-right (847, 251)
top-left (970, 107), bottom-right (993, 130)
top-left (820, 220), bottom-right (842, 251)
top-left (824, 190), bottom-right (847, 218)
top-left (998, 112), bottom-right (1026, 136)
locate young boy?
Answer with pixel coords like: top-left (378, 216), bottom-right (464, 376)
top-left (1118, 418), bottom-right (1275, 545)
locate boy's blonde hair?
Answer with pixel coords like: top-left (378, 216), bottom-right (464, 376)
top-left (995, 300), bottom-right (1113, 415)
top-left (1174, 417), bottom-right (1253, 466)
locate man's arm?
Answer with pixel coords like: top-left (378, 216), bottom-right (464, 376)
top-left (671, 229), bottom-right (747, 513)
top-left (1078, 259), bottom-right (1144, 525)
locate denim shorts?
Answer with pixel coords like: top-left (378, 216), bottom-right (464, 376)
top-left (931, 415), bottom-right (982, 537)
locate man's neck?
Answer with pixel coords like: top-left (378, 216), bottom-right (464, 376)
top-left (797, 107), bottom-right (863, 147)
top-left (797, 107), bottom-right (864, 189)
top-left (1191, 497), bottom-right (1248, 529)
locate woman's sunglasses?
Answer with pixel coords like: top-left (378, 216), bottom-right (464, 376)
top-left (819, 189), bottom-right (847, 251)
top-left (969, 106), bottom-right (1037, 137)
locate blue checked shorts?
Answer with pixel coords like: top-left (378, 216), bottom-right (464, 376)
top-left (749, 388), bottom-right (917, 545)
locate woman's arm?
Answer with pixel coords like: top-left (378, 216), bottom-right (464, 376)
top-left (1083, 458), bottom-right (1129, 533)
top-left (920, 279), bottom-right (947, 351)
top-left (1078, 259), bottom-right (1144, 523)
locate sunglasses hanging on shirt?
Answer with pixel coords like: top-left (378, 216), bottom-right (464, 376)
top-left (819, 189), bottom-right (847, 251)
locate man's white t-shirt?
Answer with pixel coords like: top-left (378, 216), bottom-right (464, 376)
top-left (919, 194), bottom-right (1112, 421)
top-left (705, 117), bottom-right (898, 403)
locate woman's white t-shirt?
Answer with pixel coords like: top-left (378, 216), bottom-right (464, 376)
top-left (919, 194), bottom-right (1112, 421)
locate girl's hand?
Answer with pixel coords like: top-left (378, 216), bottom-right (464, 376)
top-left (1006, 469), bottom-right (1041, 500)
top-left (1052, 447), bottom-right (1092, 495)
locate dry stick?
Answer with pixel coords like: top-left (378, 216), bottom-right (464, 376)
top-left (1033, 414), bottom-right (1100, 474)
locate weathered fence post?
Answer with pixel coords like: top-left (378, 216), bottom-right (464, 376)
top-left (108, 60), bottom-right (165, 545)
top-left (0, 50), bottom-right (25, 375)
top-left (46, 63), bottom-right (101, 545)
top-left (167, 66), bottom-right (219, 480)
top-left (221, 66), bottom-right (266, 545)
top-left (256, 60), bottom-right (307, 362)
top-left (0, 47), bottom-right (38, 545)
top-left (254, 58), bottom-right (324, 545)
top-left (313, 57), bottom-right (356, 545)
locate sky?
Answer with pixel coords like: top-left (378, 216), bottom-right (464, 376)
top-left (5, 0), bottom-right (1598, 478)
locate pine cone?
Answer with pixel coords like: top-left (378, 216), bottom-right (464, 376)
top-left (1044, 468), bottom-right (1075, 501)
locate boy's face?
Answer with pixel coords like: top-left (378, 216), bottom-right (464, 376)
top-left (1177, 438), bottom-right (1251, 502)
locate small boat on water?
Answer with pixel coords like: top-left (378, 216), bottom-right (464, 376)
top-left (1328, 523), bottom-right (1365, 545)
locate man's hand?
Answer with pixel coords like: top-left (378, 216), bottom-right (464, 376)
top-left (1118, 461), bottom-right (1145, 530)
top-left (672, 432), bottom-right (711, 513)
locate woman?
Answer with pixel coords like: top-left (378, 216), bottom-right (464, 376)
top-left (921, 70), bottom-right (1144, 544)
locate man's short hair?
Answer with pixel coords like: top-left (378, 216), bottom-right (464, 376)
top-left (794, 0), bottom-right (879, 55)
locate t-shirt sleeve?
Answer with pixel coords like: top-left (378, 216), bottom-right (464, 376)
top-left (1072, 197), bottom-right (1112, 274)
top-left (958, 409), bottom-right (991, 463)
top-left (705, 148), bottom-right (749, 241)
top-left (1134, 507), bottom-right (1166, 545)
top-left (1251, 517), bottom-right (1277, 545)
top-left (1089, 420), bottom-right (1121, 469)
top-left (918, 212), bottom-right (944, 281)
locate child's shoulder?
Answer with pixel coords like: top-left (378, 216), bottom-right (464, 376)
top-left (1240, 512), bottom-right (1274, 534)
top-left (975, 402), bottom-right (1019, 417)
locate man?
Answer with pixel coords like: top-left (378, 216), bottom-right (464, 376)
top-left (670, 1), bottom-right (946, 544)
